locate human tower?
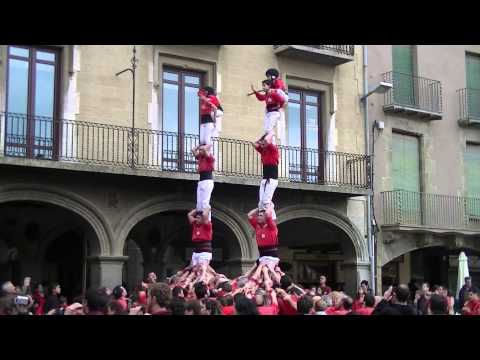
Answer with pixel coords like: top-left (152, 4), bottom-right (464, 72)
top-left (176, 69), bottom-right (288, 289)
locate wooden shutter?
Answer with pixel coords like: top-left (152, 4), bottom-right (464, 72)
top-left (465, 144), bottom-right (480, 217)
top-left (392, 45), bottom-right (415, 107)
top-left (466, 53), bottom-right (480, 119)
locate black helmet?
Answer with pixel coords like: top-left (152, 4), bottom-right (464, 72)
top-left (265, 68), bottom-right (280, 79)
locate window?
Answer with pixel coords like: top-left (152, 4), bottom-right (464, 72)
top-left (465, 143), bottom-right (480, 218)
top-left (5, 46), bottom-right (61, 159)
top-left (162, 68), bottom-right (203, 171)
top-left (392, 45), bottom-right (415, 107)
top-left (287, 88), bottom-right (322, 183)
top-left (466, 53), bottom-right (480, 119)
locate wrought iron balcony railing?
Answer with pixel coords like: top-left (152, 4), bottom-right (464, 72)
top-left (458, 88), bottom-right (480, 126)
top-left (1, 112), bottom-right (371, 191)
top-left (382, 190), bottom-right (480, 231)
top-left (381, 71), bottom-right (442, 119)
top-left (273, 45), bottom-right (354, 65)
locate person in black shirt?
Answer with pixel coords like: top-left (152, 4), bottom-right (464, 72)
top-left (44, 283), bottom-right (61, 314)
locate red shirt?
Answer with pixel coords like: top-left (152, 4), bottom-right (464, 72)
top-left (352, 299), bottom-right (364, 312)
top-left (355, 307), bottom-right (374, 315)
top-left (249, 215), bottom-right (278, 248)
top-left (221, 305), bottom-right (235, 315)
top-left (272, 78), bottom-right (287, 92)
top-left (192, 222), bottom-right (213, 242)
top-left (258, 304), bottom-right (279, 315)
top-left (200, 94), bottom-right (220, 116)
top-left (278, 296), bottom-right (298, 315)
top-left (325, 307), bottom-right (349, 315)
top-left (464, 300), bottom-right (480, 315)
top-left (254, 90), bottom-right (285, 110)
top-left (197, 153), bottom-right (215, 173)
top-left (255, 143), bottom-right (279, 166)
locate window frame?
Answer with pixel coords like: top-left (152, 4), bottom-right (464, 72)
top-left (5, 45), bottom-right (62, 160)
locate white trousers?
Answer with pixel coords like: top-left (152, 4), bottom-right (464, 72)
top-left (259, 178), bottom-right (278, 220)
top-left (200, 122), bottom-right (215, 146)
top-left (259, 256), bottom-right (280, 271)
top-left (264, 111), bottom-right (280, 144)
top-left (197, 179), bottom-right (214, 221)
top-left (191, 251), bottom-right (212, 266)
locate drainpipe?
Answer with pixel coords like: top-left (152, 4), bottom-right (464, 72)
top-left (362, 45), bottom-right (376, 295)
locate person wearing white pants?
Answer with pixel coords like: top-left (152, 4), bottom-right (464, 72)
top-left (187, 208), bottom-right (213, 283)
top-left (266, 68), bottom-right (288, 145)
top-left (254, 132), bottom-right (279, 220)
top-left (192, 144), bottom-right (215, 221)
top-left (198, 87), bottom-right (221, 146)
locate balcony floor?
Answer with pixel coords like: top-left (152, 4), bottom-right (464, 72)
top-left (381, 224), bottom-right (480, 237)
top-left (383, 104), bottom-right (442, 120)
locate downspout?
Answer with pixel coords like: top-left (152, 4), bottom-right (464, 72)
top-left (363, 45), bottom-right (375, 295)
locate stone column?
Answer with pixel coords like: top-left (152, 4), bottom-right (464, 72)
top-left (225, 258), bottom-right (256, 278)
top-left (342, 261), bottom-right (371, 296)
top-left (88, 256), bottom-right (128, 289)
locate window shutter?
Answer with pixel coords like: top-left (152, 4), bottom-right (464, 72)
top-left (392, 45), bottom-right (415, 107)
top-left (466, 53), bottom-right (480, 119)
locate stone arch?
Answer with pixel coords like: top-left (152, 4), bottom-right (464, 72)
top-left (0, 185), bottom-right (113, 256)
top-left (276, 204), bottom-right (369, 264)
top-left (114, 196), bottom-right (254, 259)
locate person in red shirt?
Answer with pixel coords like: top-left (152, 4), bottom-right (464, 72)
top-left (318, 275), bottom-right (332, 295)
top-left (352, 287), bottom-right (365, 312)
top-left (256, 266), bottom-right (279, 315)
top-left (265, 68), bottom-right (288, 144)
top-left (192, 144), bottom-right (215, 221)
top-left (462, 290), bottom-right (480, 315)
top-left (147, 283), bottom-right (172, 315)
top-left (326, 295), bottom-right (352, 315)
top-left (354, 293), bottom-right (375, 315)
top-left (32, 284), bottom-right (46, 315)
top-left (187, 207), bottom-right (213, 283)
top-left (198, 86), bottom-right (222, 146)
top-left (251, 79), bottom-right (285, 145)
top-left (254, 133), bottom-right (279, 220)
top-left (247, 204), bottom-right (279, 271)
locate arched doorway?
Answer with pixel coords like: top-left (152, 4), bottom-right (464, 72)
top-left (277, 217), bottom-right (360, 294)
top-left (0, 200), bottom-right (100, 302)
top-left (122, 209), bottom-right (243, 289)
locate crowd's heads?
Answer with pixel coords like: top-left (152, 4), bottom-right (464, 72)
top-left (170, 298), bottom-right (186, 316)
top-left (235, 296), bottom-right (259, 315)
top-left (465, 276), bottom-right (472, 287)
top-left (149, 283), bottom-right (172, 309)
top-left (50, 283), bottom-right (61, 296)
top-left (185, 300), bottom-right (202, 315)
top-left (205, 299), bottom-right (222, 315)
top-left (314, 299), bottom-right (328, 313)
top-left (219, 281), bottom-right (232, 293)
top-left (364, 294), bottom-right (375, 308)
top-left (341, 296), bottom-right (353, 311)
top-left (422, 282), bottom-right (430, 293)
top-left (428, 294), bottom-right (448, 315)
top-left (255, 289), bottom-right (266, 307)
top-left (297, 295), bottom-right (314, 315)
top-left (85, 289), bottom-right (109, 314)
top-left (112, 285), bottom-right (126, 300)
top-left (393, 285), bottom-right (410, 303)
top-left (280, 275), bottom-right (292, 290)
top-left (237, 276), bottom-right (249, 289)
top-left (265, 68), bottom-right (280, 80)
top-left (219, 294), bottom-right (233, 307)
top-left (194, 282), bottom-right (209, 300)
top-left (1, 281), bottom-right (16, 296)
top-left (319, 275), bottom-right (327, 286)
top-left (172, 286), bottom-right (185, 299)
top-left (147, 272), bottom-right (157, 284)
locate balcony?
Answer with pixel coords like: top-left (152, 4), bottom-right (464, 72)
top-left (381, 190), bottom-right (480, 234)
top-left (0, 112), bottom-right (371, 195)
top-left (273, 45), bottom-right (354, 66)
top-left (458, 88), bottom-right (480, 126)
top-left (381, 71), bottom-right (442, 120)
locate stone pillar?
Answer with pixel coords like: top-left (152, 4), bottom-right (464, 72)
top-left (342, 262), bottom-right (370, 296)
top-left (225, 258), bottom-right (256, 278)
top-left (88, 256), bottom-right (128, 289)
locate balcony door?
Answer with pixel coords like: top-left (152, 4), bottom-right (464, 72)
top-left (287, 89), bottom-right (323, 183)
top-left (392, 45), bottom-right (415, 107)
top-left (5, 46), bottom-right (61, 159)
top-left (465, 143), bottom-right (480, 219)
top-left (392, 132), bottom-right (421, 224)
top-left (162, 68), bottom-right (203, 172)
top-left (466, 53), bottom-right (480, 120)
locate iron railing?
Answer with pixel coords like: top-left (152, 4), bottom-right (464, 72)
top-left (1, 112), bottom-right (371, 190)
top-left (458, 88), bottom-right (480, 123)
top-left (382, 190), bottom-right (480, 230)
top-left (274, 45), bottom-right (354, 56)
top-left (382, 71), bottom-right (442, 114)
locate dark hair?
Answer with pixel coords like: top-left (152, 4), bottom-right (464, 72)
top-left (360, 280), bottom-right (369, 287)
top-left (219, 294), bottom-right (233, 307)
top-left (364, 293), bottom-right (375, 307)
top-left (314, 299), bottom-right (327, 312)
top-left (219, 281), bottom-right (232, 293)
top-left (394, 284), bottom-right (410, 303)
top-left (170, 298), bottom-right (186, 316)
top-left (185, 300), bottom-right (202, 315)
top-left (149, 282), bottom-right (172, 308)
top-left (265, 68), bottom-right (279, 78)
top-left (112, 285), bottom-right (123, 300)
top-left (50, 283), bottom-right (60, 295)
top-left (429, 294), bottom-right (448, 315)
top-left (172, 286), bottom-right (184, 298)
top-left (465, 276), bottom-right (471, 281)
top-left (280, 275), bottom-right (292, 290)
top-left (233, 292), bottom-right (245, 304)
top-left (202, 86), bottom-right (216, 96)
top-left (262, 79), bottom-right (273, 87)
top-left (194, 282), bottom-right (209, 300)
top-left (205, 299), bottom-right (222, 315)
top-left (86, 289), bottom-right (109, 314)
top-left (107, 300), bottom-right (126, 315)
top-left (297, 295), bottom-right (314, 314)
top-left (235, 297), bottom-right (259, 315)
top-left (342, 297), bottom-right (353, 311)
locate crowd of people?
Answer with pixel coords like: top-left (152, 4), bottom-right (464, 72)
top-left (1, 271), bottom-right (479, 316)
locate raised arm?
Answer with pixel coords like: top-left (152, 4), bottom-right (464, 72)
top-left (202, 207), bottom-right (211, 223)
top-left (251, 264), bottom-right (264, 281)
top-left (187, 209), bottom-right (197, 224)
top-left (248, 208), bottom-right (259, 220)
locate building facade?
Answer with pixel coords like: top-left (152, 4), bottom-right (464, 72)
top-left (367, 45), bottom-right (480, 293)
top-left (0, 45), bottom-right (370, 299)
